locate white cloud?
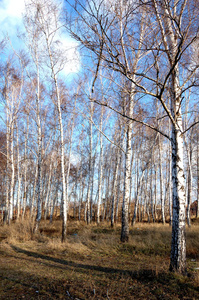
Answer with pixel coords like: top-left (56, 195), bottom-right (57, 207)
top-left (0, 0), bottom-right (25, 34)
top-left (0, 0), bottom-right (80, 75)
top-left (2, 0), bottom-right (25, 18)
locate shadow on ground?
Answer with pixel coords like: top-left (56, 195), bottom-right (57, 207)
top-left (4, 245), bottom-right (198, 300)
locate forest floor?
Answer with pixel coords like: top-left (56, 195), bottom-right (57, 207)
top-left (0, 219), bottom-right (199, 299)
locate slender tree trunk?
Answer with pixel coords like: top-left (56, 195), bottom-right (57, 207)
top-left (115, 148), bottom-right (122, 223)
top-left (22, 116), bottom-right (29, 220)
top-left (34, 58), bottom-right (42, 234)
top-left (79, 162), bottom-right (85, 221)
top-left (4, 98), bottom-right (10, 225)
top-left (197, 142), bottom-right (199, 218)
top-left (16, 124), bottom-right (21, 220)
top-left (46, 42), bottom-right (67, 241)
top-left (186, 143), bottom-right (192, 227)
top-left (132, 169), bottom-right (145, 226)
top-left (102, 149), bottom-right (111, 221)
top-left (65, 98), bottom-right (76, 222)
top-left (150, 154), bottom-right (155, 223)
top-left (168, 120), bottom-right (173, 226)
top-left (90, 156), bottom-right (95, 222)
top-left (121, 85), bottom-right (134, 242)
top-left (9, 121), bottom-right (15, 224)
top-left (86, 99), bottom-right (93, 224)
top-left (50, 180), bottom-right (59, 224)
top-left (44, 158), bottom-right (52, 220)
top-left (158, 134), bottom-right (165, 224)
top-left (111, 148), bottom-right (119, 227)
top-left (30, 162), bottom-right (38, 219)
top-left (97, 108), bottom-right (104, 225)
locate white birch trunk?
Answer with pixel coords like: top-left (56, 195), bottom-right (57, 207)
top-left (169, 39), bottom-right (186, 276)
top-left (65, 99), bottom-right (76, 221)
top-left (154, 165), bottom-right (158, 220)
top-left (115, 148), bottom-right (122, 223)
top-left (22, 117), bottom-right (29, 220)
top-left (121, 84), bottom-right (134, 242)
top-left (44, 34), bottom-right (67, 241)
top-left (50, 180), bottom-right (60, 223)
top-left (4, 102), bottom-right (10, 224)
top-left (78, 161), bottom-right (85, 221)
top-left (86, 99), bottom-right (93, 224)
top-left (34, 57), bottom-right (42, 233)
top-left (44, 158), bottom-right (52, 220)
top-left (197, 142), bottom-right (199, 218)
top-left (97, 108), bottom-right (104, 225)
top-left (153, 0), bottom-right (187, 273)
top-left (158, 134), bottom-right (165, 224)
top-left (168, 120), bottom-right (173, 226)
top-left (170, 122), bottom-right (186, 273)
top-left (185, 140), bottom-right (192, 227)
top-left (132, 169), bottom-right (146, 226)
top-left (90, 155), bottom-right (95, 221)
top-left (169, 33), bottom-right (186, 274)
top-left (150, 165), bottom-right (155, 223)
top-left (8, 121), bottom-right (14, 224)
top-left (16, 124), bottom-right (21, 220)
top-left (30, 162), bottom-right (38, 219)
top-left (111, 149), bottom-right (119, 227)
top-left (119, 0), bottom-right (145, 240)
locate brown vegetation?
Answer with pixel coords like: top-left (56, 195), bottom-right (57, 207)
top-left (0, 220), bottom-right (199, 299)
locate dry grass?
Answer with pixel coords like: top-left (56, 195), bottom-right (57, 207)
top-left (0, 219), bottom-right (199, 299)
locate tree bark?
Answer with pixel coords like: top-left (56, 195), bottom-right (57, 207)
top-left (170, 126), bottom-right (186, 273)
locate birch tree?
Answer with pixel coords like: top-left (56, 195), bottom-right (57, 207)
top-left (1, 60), bottom-right (24, 224)
top-left (67, 0), bottom-right (199, 273)
top-left (67, 0), bottom-right (148, 242)
top-left (22, 7), bottom-right (46, 231)
top-left (30, 0), bottom-right (69, 241)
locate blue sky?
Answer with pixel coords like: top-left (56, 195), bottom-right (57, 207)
top-left (0, 0), bottom-right (80, 76)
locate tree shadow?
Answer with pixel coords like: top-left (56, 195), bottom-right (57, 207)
top-left (11, 244), bottom-right (128, 275)
top-left (10, 244), bottom-right (199, 299)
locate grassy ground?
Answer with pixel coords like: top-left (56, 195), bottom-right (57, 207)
top-left (0, 219), bottom-right (199, 299)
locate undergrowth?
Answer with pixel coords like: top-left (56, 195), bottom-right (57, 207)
top-left (0, 219), bottom-right (199, 299)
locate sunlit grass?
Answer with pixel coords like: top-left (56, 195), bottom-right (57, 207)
top-left (0, 219), bottom-right (198, 299)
